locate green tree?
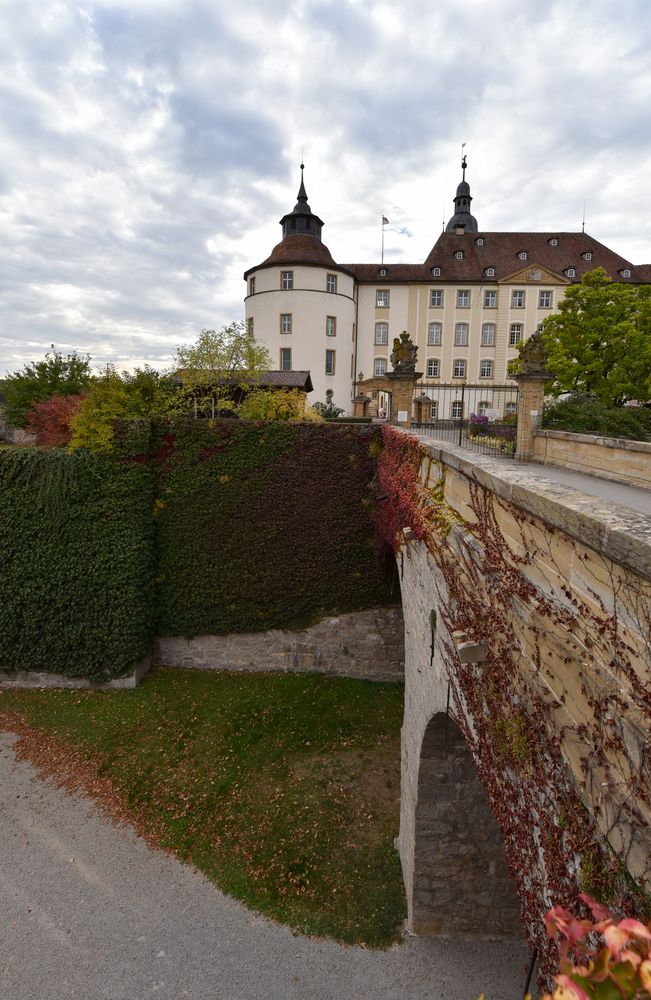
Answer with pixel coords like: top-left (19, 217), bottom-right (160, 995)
top-left (173, 322), bottom-right (273, 416)
top-left (3, 346), bottom-right (92, 427)
top-left (540, 268), bottom-right (651, 406)
top-left (69, 366), bottom-right (171, 453)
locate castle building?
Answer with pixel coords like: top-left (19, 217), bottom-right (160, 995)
top-left (244, 160), bottom-right (651, 415)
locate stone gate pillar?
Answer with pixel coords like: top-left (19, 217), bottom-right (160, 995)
top-left (514, 331), bottom-right (550, 462)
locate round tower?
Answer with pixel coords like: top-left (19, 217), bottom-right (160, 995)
top-left (244, 167), bottom-right (356, 414)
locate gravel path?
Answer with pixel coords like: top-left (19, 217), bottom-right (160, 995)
top-left (0, 732), bottom-right (528, 1000)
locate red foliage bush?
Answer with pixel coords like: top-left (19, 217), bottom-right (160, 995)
top-left (25, 393), bottom-right (86, 446)
top-left (374, 426), bottom-right (430, 555)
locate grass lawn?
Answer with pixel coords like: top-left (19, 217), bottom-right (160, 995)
top-left (0, 668), bottom-right (406, 947)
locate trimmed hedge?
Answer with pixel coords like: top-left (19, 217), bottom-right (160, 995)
top-left (151, 419), bottom-right (394, 636)
top-left (0, 421), bottom-right (394, 677)
top-left (0, 447), bottom-right (154, 679)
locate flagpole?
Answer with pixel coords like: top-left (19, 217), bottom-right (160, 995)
top-left (381, 215), bottom-right (385, 265)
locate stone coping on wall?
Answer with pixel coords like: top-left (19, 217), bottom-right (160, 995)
top-left (535, 428), bottom-right (651, 454)
top-left (0, 655), bottom-right (152, 690)
top-left (412, 433), bottom-right (651, 579)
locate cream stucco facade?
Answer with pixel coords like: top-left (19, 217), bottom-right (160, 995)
top-left (244, 166), bottom-right (649, 415)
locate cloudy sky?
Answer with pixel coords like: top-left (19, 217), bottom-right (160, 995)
top-left (1, 0), bottom-right (650, 375)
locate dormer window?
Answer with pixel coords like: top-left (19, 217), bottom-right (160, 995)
top-left (485, 266), bottom-right (495, 277)
top-left (431, 266), bottom-right (441, 276)
top-left (548, 238), bottom-right (558, 246)
top-left (582, 251), bottom-right (592, 261)
top-left (455, 250), bottom-right (464, 260)
top-left (565, 267), bottom-right (576, 278)
top-left (379, 267), bottom-right (387, 276)
top-left (518, 251), bottom-right (528, 260)
top-left (475, 238), bottom-right (484, 246)
top-left (621, 268), bottom-right (631, 278)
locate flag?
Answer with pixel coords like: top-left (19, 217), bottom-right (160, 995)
top-left (382, 215), bottom-right (389, 225)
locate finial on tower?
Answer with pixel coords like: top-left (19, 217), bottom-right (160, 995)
top-left (461, 142), bottom-right (467, 180)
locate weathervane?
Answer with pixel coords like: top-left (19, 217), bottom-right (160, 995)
top-left (461, 141), bottom-right (467, 179)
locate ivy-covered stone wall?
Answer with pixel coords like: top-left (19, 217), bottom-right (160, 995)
top-left (377, 427), bottom-right (651, 987)
top-left (0, 420), bottom-right (394, 681)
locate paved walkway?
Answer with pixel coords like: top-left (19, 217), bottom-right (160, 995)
top-left (506, 461), bottom-right (650, 517)
top-left (0, 733), bottom-right (528, 1000)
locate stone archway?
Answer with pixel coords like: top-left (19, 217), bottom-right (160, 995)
top-left (407, 712), bottom-right (522, 938)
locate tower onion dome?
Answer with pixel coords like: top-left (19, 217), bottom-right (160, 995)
top-left (446, 154), bottom-right (478, 233)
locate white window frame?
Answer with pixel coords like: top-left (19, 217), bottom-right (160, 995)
top-left (451, 400), bottom-right (463, 418)
top-left (326, 273), bottom-right (337, 293)
top-left (454, 323), bottom-right (469, 346)
top-left (538, 290), bottom-right (553, 308)
top-left (457, 289), bottom-right (470, 307)
top-left (426, 358), bottom-right (440, 378)
top-left (376, 289), bottom-right (390, 307)
top-left (431, 266), bottom-right (441, 276)
top-left (453, 359), bottom-right (467, 379)
top-left (518, 251), bottom-right (528, 260)
top-left (505, 401), bottom-right (517, 415)
top-left (621, 268), bottom-right (631, 278)
top-left (249, 277), bottom-right (256, 295)
top-left (512, 289), bottom-right (525, 308)
top-left (484, 290), bottom-right (497, 308)
top-left (455, 250), bottom-right (464, 260)
top-left (374, 322), bottom-right (388, 345)
top-left (566, 267), bottom-right (576, 278)
top-left (326, 316), bottom-right (336, 337)
top-left (280, 270), bottom-right (293, 290)
top-left (485, 266), bottom-right (495, 277)
top-left (280, 347), bottom-right (292, 371)
top-left (325, 349), bottom-right (336, 375)
top-left (509, 324), bottom-right (523, 346)
top-left (280, 313), bottom-right (292, 335)
top-left (583, 252), bottom-right (592, 261)
top-left (481, 323), bottom-right (495, 346)
top-left (374, 357), bottom-right (387, 377)
top-left (479, 359), bottom-right (493, 378)
top-left (427, 322), bottom-right (442, 346)
top-left (430, 289), bottom-right (444, 307)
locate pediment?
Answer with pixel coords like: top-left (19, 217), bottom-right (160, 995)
top-left (499, 263), bottom-right (569, 285)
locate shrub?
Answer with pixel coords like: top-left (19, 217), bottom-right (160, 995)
top-left (543, 394), bottom-right (651, 441)
top-left (236, 388), bottom-right (323, 422)
top-left (539, 894), bottom-right (651, 999)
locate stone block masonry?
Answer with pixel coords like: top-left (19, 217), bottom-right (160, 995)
top-left (155, 606), bottom-right (405, 682)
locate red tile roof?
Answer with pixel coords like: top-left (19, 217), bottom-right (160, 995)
top-left (342, 232), bottom-right (646, 284)
top-left (244, 235), bottom-right (338, 277)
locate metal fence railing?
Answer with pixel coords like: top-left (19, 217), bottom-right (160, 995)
top-left (412, 382), bottom-right (519, 459)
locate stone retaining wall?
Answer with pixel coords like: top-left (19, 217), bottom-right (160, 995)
top-left (533, 428), bottom-right (651, 489)
top-left (155, 606), bottom-right (405, 682)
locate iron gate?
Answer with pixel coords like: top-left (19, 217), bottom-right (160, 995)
top-left (412, 382), bottom-right (519, 459)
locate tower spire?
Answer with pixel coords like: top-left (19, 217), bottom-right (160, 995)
top-left (279, 162), bottom-right (325, 240)
top-left (445, 152), bottom-right (478, 233)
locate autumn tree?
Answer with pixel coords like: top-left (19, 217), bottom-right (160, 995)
top-left (541, 268), bottom-right (651, 406)
top-left (25, 393), bottom-right (87, 446)
top-left (69, 366), bottom-right (172, 453)
top-left (3, 346), bottom-right (92, 427)
top-left (173, 322), bottom-right (273, 415)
